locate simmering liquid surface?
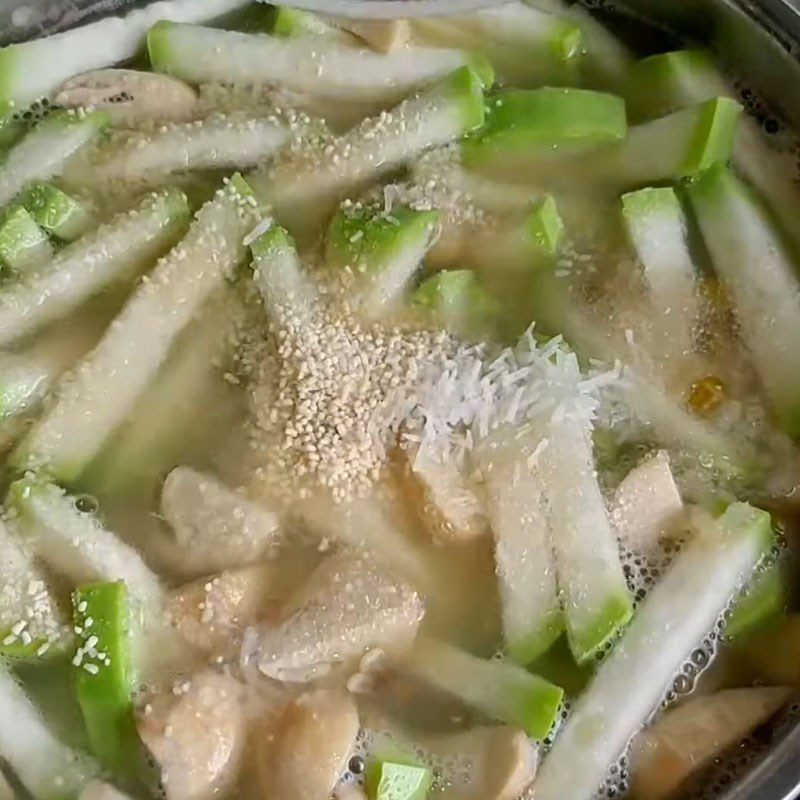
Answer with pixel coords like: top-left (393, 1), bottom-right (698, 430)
top-left (0, 4), bottom-right (798, 800)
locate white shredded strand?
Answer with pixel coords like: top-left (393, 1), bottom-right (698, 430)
top-left (242, 216), bottom-right (274, 247)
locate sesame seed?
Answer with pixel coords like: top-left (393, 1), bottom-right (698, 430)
top-left (244, 275), bottom-right (467, 503)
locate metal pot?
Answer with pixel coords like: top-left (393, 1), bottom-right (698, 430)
top-left (0, 0), bottom-right (798, 797)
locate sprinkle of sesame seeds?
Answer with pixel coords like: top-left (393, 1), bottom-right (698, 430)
top-left (245, 287), bottom-right (466, 502)
top-left (241, 267), bottom-right (614, 503)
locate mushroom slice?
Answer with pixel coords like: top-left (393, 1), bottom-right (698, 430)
top-left (428, 726), bottom-right (536, 800)
top-left (161, 467), bottom-right (281, 573)
top-left (454, 726), bottom-right (536, 800)
top-left (611, 451), bottom-right (685, 559)
top-left (259, 689), bottom-right (359, 800)
top-left (167, 563), bottom-right (275, 658)
top-left (331, 19), bottom-right (411, 53)
top-left (398, 443), bottom-right (488, 543)
top-left (137, 671), bottom-right (247, 800)
top-left (246, 552), bottom-right (424, 683)
top-left (629, 686), bottom-right (793, 800)
top-left (54, 69), bottom-right (198, 128)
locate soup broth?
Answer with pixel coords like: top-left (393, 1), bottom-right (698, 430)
top-left (0, 3), bottom-right (797, 800)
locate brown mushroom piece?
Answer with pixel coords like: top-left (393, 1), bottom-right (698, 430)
top-left (629, 686), bottom-right (793, 800)
top-left (167, 562), bottom-right (275, 659)
top-left (611, 451), bottom-right (685, 559)
top-left (429, 726), bottom-right (536, 800)
top-left (137, 671), bottom-right (247, 800)
top-left (397, 443), bottom-right (488, 543)
top-left (54, 69), bottom-right (198, 128)
top-left (161, 466), bottom-right (281, 574)
top-left (246, 551), bottom-right (424, 683)
top-left (259, 689), bottom-right (360, 800)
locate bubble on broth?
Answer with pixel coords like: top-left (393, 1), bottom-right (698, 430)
top-left (347, 755), bottom-right (366, 776)
top-left (12, 96), bottom-right (55, 129)
top-left (337, 728), bottom-right (373, 789)
top-left (73, 493), bottom-right (99, 514)
top-left (139, 745), bottom-right (167, 800)
top-left (619, 543), bottom-right (671, 602)
top-left (543, 701), bottom-right (573, 751)
top-left (600, 753), bottom-right (630, 799)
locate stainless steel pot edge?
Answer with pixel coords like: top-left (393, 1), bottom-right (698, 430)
top-left (712, 0), bottom-right (800, 128)
top-left (725, 720), bottom-right (800, 800)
